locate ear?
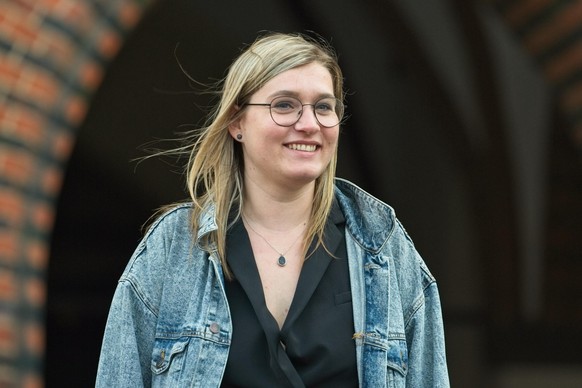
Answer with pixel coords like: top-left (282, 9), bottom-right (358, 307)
top-left (228, 106), bottom-right (243, 141)
top-left (228, 120), bottom-right (241, 140)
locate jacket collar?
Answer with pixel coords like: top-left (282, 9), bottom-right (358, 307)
top-left (196, 202), bottom-right (218, 250)
top-left (334, 178), bottom-right (395, 254)
top-left (195, 178), bottom-right (395, 254)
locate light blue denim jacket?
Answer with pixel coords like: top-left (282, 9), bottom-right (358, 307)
top-left (96, 178), bottom-right (449, 387)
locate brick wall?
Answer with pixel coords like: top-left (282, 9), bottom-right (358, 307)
top-left (0, 1), bottom-right (152, 386)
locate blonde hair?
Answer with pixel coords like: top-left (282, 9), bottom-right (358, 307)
top-left (185, 32), bottom-right (344, 277)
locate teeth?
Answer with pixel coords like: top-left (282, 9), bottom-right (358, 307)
top-left (288, 144), bottom-right (317, 152)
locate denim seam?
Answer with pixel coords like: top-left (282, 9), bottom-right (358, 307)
top-left (387, 332), bottom-right (406, 340)
top-left (404, 292), bottom-right (425, 329)
top-left (121, 276), bottom-right (160, 318)
top-left (361, 334), bottom-right (388, 350)
top-left (154, 332), bottom-right (230, 345)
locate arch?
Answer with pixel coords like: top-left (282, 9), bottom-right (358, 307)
top-left (0, 1), bottom-right (155, 385)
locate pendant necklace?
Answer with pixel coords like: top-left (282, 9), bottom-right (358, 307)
top-left (243, 215), bottom-right (305, 267)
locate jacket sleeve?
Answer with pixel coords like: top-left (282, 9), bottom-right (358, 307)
top-left (404, 273), bottom-right (450, 387)
top-left (95, 277), bottom-right (158, 387)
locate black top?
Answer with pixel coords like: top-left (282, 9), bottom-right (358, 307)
top-left (221, 202), bottom-right (358, 388)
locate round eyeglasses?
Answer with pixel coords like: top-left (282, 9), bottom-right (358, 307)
top-left (244, 96), bottom-right (344, 128)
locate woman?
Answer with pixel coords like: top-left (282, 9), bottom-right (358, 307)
top-left (96, 32), bottom-right (449, 387)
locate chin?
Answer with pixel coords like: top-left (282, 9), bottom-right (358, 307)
top-left (289, 170), bottom-right (324, 184)
top-left (282, 161), bottom-right (330, 184)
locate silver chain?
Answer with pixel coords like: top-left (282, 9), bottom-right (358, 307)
top-left (242, 215), bottom-right (305, 267)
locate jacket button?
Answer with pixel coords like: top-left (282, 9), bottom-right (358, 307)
top-left (209, 322), bottom-right (220, 334)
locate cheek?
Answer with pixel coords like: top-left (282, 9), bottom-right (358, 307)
top-left (242, 136), bottom-right (273, 163)
top-left (324, 128), bottom-right (340, 146)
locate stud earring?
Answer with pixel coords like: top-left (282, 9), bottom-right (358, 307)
top-left (236, 133), bottom-right (242, 140)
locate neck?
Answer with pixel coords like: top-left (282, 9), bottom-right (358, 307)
top-left (242, 178), bottom-right (314, 231)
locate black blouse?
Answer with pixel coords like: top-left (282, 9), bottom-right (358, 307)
top-left (221, 202), bottom-right (358, 388)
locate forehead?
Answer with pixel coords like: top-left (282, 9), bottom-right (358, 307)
top-left (255, 62), bottom-right (335, 99)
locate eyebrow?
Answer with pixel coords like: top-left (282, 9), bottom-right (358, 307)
top-left (267, 90), bottom-right (336, 100)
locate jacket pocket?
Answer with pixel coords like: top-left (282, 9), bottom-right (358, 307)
top-left (151, 337), bottom-right (189, 375)
top-left (386, 338), bottom-right (408, 387)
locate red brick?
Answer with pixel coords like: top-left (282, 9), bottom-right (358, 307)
top-left (0, 272), bottom-right (16, 302)
top-left (0, 188), bottom-right (25, 226)
top-left (31, 202), bottom-right (54, 232)
top-left (41, 166), bottom-right (63, 196)
top-left (79, 60), bottom-right (104, 90)
top-left (26, 239), bottom-right (48, 270)
top-left (25, 277), bottom-right (45, 307)
top-left (14, 109), bottom-right (44, 146)
top-left (12, 18), bottom-right (39, 47)
top-left (24, 322), bottom-right (44, 355)
top-left (0, 314), bottom-right (17, 355)
top-left (22, 374), bottom-right (43, 388)
top-left (0, 58), bottom-right (22, 89)
top-left (5, 63), bottom-right (61, 109)
top-left (40, 0), bottom-right (92, 37)
top-left (65, 95), bottom-right (88, 126)
top-left (0, 3), bottom-right (33, 35)
top-left (0, 104), bottom-right (45, 147)
top-left (98, 29), bottom-right (122, 58)
top-left (63, 2), bottom-right (92, 26)
top-left (24, 70), bottom-right (59, 108)
top-left (12, 0), bottom-right (34, 13)
top-left (34, 28), bottom-right (76, 70)
top-left (0, 230), bottom-right (18, 264)
top-left (37, 0), bottom-right (65, 12)
top-left (0, 147), bottom-right (34, 185)
top-left (119, 2), bottom-right (143, 28)
top-left (51, 130), bottom-right (75, 161)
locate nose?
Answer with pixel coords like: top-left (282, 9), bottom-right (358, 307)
top-left (294, 105), bottom-right (320, 132)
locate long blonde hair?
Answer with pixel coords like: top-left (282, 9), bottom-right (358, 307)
top-left (185, 32), bottom-right (344, 277)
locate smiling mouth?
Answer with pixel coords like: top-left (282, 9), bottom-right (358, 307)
top-left (287, 143), bottom-right (317, 152)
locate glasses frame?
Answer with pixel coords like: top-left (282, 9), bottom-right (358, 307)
top-left (244, 96), bottom-right (344, 128)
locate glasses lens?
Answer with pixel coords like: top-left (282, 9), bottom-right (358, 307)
top-left (314, 97), bottom-right (342, 127)
top-left (269, 97), bottom-right (301, 126)
top-left (269, 96), bottom-right (343, 127)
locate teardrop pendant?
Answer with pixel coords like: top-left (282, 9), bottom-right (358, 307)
top-left (277, 255), bottom-right (287, 267)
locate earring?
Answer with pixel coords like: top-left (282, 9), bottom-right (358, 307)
top-left (236, 133), bottom-right (242, 140)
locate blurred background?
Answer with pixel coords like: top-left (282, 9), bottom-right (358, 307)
top-left (1, 0), bottom-right (582, 386)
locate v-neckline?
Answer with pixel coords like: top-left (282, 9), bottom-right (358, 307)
top-left (224, 201), bottom-right (346, 387)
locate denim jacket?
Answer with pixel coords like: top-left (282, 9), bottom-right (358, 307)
top-left (96, 178), bottom-right (449, 387)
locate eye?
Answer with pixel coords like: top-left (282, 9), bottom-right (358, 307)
top-left (271, 98), bottom-right (300, 113)
top-left (315, 99), bottom-right (336, 114)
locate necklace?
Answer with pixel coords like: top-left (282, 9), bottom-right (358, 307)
top-left (242, 215), bottom-right (305, 267)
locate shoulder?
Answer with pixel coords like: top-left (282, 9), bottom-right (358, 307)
top-left (144, 202), bottom-right (194, 238)
top-left (119, 203), bottom-right (205, 294)
top-left (115, 202), bottom-right (222, 316)
top-left (127, 202), bottom-right (197, 269)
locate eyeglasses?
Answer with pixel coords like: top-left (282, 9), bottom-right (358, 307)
top-left (244, 96), bottom-right (344, 128)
